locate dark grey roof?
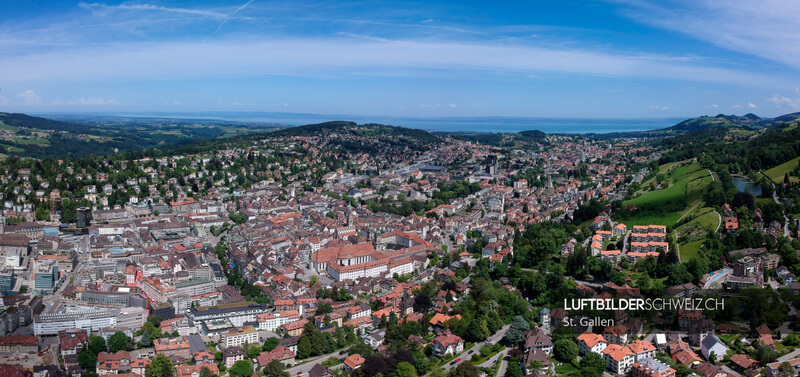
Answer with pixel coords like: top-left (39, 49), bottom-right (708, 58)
top-left (308, 364), bottom-right (331, 377)
top-left (186, 334), bottom-right (208, 353)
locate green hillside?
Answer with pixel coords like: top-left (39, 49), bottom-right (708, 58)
top-left (765, 156), bottom-right (800, 184)
top-left (0, 112), bottom-right (278, 160)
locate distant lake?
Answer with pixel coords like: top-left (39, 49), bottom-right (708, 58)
top-left (60, 111), bottom-right (684, 134)
top-left (732, 176), bottom-right (762, 196)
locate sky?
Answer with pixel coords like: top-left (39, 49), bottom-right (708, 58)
top-left (1, 0), bottom-right (800, 118)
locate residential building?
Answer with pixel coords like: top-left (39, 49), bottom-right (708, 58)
top-left (432, 331), bottom-right (464, 357)
top-left (220, 326), bottom-right (259, 349)
top-left (603, 344), bottom-right (635, 374)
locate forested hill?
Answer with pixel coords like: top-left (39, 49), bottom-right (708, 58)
top-left (659, 117), bottom-right (800, 172)
top-left (661, 112), bottom-right (800, 134)
top-left (0, 112), bottom-right (277, 159)
top-left (268, 121), bottom-right (443, 153)
top-left (270, 121), bottom-right (441, 144)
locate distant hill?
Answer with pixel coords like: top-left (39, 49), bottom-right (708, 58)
top-left (269, 121), bottom-right (442, 152)
top-left (663, 113), bottom-right (763, 133)
top-left (271, 121), bottom-right (440, 141)
top-left (442, 129), bottom-right (549, 147)
top-left (0, 112), bottom-right (278, 160)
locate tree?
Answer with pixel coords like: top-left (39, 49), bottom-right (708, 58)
top-left (199, 366), bottom-right (218, 377)
top-left (229, 360), bottom-right (253, 377)
top-left (413, 293), bottom-right (434, 313)
top-left (297, 336), bottom-right (313, 359)
top-left (108, 331), bottom-right (131, 352)
top-left (35, 207), bottom-right (50, 221)
top-left (147, 314), bottom-right (164, 327)
top-left (448, 362), bottom-right (480, 377)
top-left (363, 356), bottom-right (391, 377)
top-left (392, 362), bottom-right (418, 377)
top-left (579, 352), bottom-right (606, 375)
top-left (553, 339), bottom-right (578, 362)
top-left (145, 354), bottom-right (175, 377)
top-left (89, 336), bottom-right (107, 354)
top-left (504, 315), bottom-right (529, 345)
top-left (140, 331), bottom-right (153, 347)
top-left (708, 351), bottom-right (717, 365)
top-left (78, 349), bottom-right (97, 371)
top-left (348, 343), bottom-right (374, 358)
top-left (779, 362), bottom-right (794, 377)
top-left (429, 366), bottom-right (446, 377)
top-left (264, 337), bottom-right (280, 352)
top-left (317, 303), bottom-right (333, 316)
top-left (504, 362), bottom-right (523, 377)
top-left (263, 360), bottom-right (290, 377)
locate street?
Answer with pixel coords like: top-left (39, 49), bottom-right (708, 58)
top-left (286, 349), bottom-right (350, 376)
top-left (444, 324), bottom-right (510, 372)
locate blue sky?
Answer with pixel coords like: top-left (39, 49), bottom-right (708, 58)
top-left (1, 0), bottom-right (800, 118)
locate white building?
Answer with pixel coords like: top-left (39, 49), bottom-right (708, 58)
top-left (221, 326), bottom-right (259, 348)
top-left (578, 332), bottom-right (608, 355)
top-left (34, 309), bottom-right (118, 336)
top-left (603, 344), bottom-right (635, 375)
top-left (257, 310), bottom-right (302, 332)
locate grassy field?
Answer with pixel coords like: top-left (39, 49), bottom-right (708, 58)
top-left (621, 213), bottom-right (683, 228)
top-left (679, 240), bottom-right (704, 261)
top-left (765, 156), bottom-right (800, 183)
top-left (554, 363), bottom-right (577, 375)
top-left (625, 162), bottom-right (711, 207)
top-left (687, 208), bottom-right (721, 230)
top-left (10, 137), bottom-right (49, 146)
top-left (621, 161), bottom-right (713, 229)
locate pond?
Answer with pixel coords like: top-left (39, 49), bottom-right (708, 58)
top-left (732, 176), bottom-right (762, 196)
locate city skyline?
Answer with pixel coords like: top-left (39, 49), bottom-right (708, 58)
top-left (2, 0), bottom-right (800, 118)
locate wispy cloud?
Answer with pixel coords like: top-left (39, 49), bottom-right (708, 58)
top-left (336, 32), bottom-right (391, 42)
top-left (768, 94), bottom-right (800, 111)
top-left (0, 39), bottom-right (782, 87)
top-left (747, 103), bottom-right (757, 108)
top-left (207, 0), bottom-right (255, 41)
top-left (615, 0), bottom-right (800, 70)
top-left (53, 97), bottom-right (121, 105)
top-left (79, 2), bottom-right (228, 18)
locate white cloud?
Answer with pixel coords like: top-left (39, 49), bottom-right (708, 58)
top-left (733, 104), bottom-right (743, 109)
top-left (768, 94), bottom-right (800, 110)
top-left (79, 2), bottom-right (228, 18)
top-left (79, 97), bottom-right (120, 105)
top-left (649, 105), bottom-right (668, 110)
top-left (616, 0), bottom-right (800, 70)
top-left (747, 103), bottom-right (757, 108)
top-left (448, 103), bottom-right (456, 108)
top-left (0, 39), bottom-right (783, 88)
top-left (16, 90), bottom-right (42, 105)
